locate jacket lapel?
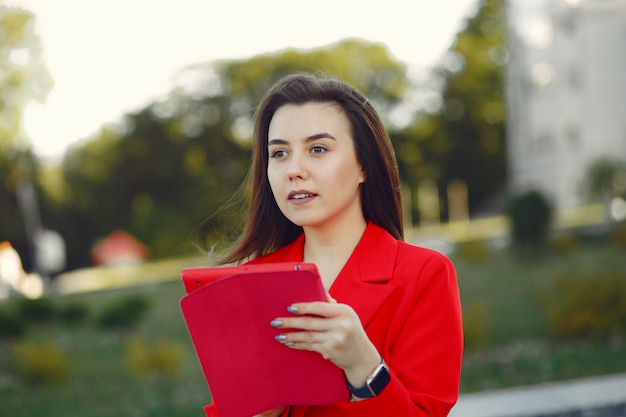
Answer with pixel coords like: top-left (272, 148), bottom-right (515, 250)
top-left (329, 223), bottom-right (398, 328)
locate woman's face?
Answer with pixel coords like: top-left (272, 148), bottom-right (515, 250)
top-left (267, 102), bottom-right (365, 230)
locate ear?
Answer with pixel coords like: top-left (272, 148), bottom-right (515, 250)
top-left (358, 167), bottom-right (366, 184)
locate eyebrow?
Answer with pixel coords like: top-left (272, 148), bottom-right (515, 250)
top-left (268, 132), bottom-right (337, 146)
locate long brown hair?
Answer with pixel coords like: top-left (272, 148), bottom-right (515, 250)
top-left (219, 72), bottom-right (403, 264)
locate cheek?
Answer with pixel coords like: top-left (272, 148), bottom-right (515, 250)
top-left (267, 167), bottom-right (282, 197)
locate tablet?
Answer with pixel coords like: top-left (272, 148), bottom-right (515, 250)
top-left (179, 261), bottom-right (350, 417)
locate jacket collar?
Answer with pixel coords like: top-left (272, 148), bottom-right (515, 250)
top-left (329, 222), bottom-right (398, 327)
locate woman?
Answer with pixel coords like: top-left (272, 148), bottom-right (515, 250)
top-left (205, 73), bottom-right (463, 416)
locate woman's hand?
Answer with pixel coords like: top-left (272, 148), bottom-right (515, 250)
top-left (253, 406), bottom-right (287, 417)
top-left (270, 294), bottom-right (381, 390)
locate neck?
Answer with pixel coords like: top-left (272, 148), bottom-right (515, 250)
top-left (302, 216), bottom-right (367, 289)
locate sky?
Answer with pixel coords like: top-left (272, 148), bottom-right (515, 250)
top-left (6, 0), bottom-right (479, 161)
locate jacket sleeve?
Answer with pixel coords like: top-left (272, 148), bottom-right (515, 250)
top-left (336, 253), bottom-right (464, 416)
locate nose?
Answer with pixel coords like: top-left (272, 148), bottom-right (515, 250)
top-left (286, 152), bottom-right (307, 182)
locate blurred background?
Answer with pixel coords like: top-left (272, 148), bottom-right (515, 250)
top-left (1, 0), bottom-right (625, 416)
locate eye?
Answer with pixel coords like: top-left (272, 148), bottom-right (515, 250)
top-left (269, 149), bottom-right (288, 159)
top-left (311, 145), bottom-right (327, 155)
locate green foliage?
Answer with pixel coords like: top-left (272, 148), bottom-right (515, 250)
top-left (0, 5), bottom-right (53, 149)
top-left (12, 341), bottom-right (71, 384)
top-left (96, 294), bottom-right (150, 330)
top-left (126, 337), bottom-right (184, 376)
top-left (611, 223), bottom-right (626, 247)
top-left (579, 156), bottom-right (626, 202)
top-left (398, 0), bottom-right (508, 216)
top-left (57, 302), bottom-right (89, 325)
top-left (16, 296), bottom-right (56, 323)
top-left (538, 271), bottom-right (626, 341)
top-left (462, 300), bottom-right (491, 351)
top-left (0, 308), bottom-right (25, 339)
top-left (217, 38), bottom-right (408, 113)
top-left (549, 235), bottom-right (577, 254)
top-left (0, 297), bottom-right (89, 341)
top-left (455, 239), bottom-right (489, 262)
top-left (505, 191), bottom-right (552, 250)
top-left (0, 5), bottom-right (52, 271)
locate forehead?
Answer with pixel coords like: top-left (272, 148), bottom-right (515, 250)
top-left (268, 102), bottom-right (351, 137)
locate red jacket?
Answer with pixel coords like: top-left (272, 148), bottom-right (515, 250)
top-left (204, 222), bottom-right (463, 416)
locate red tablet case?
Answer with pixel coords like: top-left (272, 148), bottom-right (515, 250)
top-left (180, 262), bottom-right (350, 417)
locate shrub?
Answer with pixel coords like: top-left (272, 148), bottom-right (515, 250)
top-left (538, 271), bottom-right (626, 341)
top-left (550, 235), bottom-right (577, 254)
top-left (0, 309), bottom-right (25, 339)
top-left (505, 191), bottom-right (553, 251)
top-left (96, 294), bottom-right (150, 330)
top-left (126, 337), bottom-right (183, 376)
top-left (16, 297), bottom-right (56, 323)
top-left (12, 341), bottom-right (71, 384)
top-left (462, 300), bottom-right (491, 351)
top-left (455, 239), bottom-right (489, 263)
top-left (610, 223), bottom-right (626, 247)
top-left (58, 302), bottom-right (89, 325)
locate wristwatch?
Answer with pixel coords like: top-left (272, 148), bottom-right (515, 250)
top-left (345, 357), bottom-right (391, 399)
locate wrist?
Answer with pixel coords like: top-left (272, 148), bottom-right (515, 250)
top-left (345, 357), bottom-right (391, 400)
top-left (343, 349), bottom-right (381, 388)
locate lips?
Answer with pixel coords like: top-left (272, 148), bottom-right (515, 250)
top-left (288, 190), bottom-right (317, 200)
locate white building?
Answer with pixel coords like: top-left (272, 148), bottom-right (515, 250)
top-left (505, 0), bottom-right (626, 209)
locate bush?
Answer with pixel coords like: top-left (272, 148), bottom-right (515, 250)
top-left (126, 337), bottom-right (183, 376)
top-left (58, 302), bottom-right (90, 325)
top-left (550, 235), bottom-right (577, 254)
top-left (505, 191), bottom-right (553, 251)
top-left (96, 294), bottom-right (150, 330)
top-left (462, 300), bottom-right (491, 351)
top-left (0, 309), bottom-right (25, 339)
top-left (610, 223), bottom-right (626, 247)
top-left (538, 271), bottom-right (626, 341)
top-left (12, 341), bottom-right (71, 384)
top-left (455, 239), bottom-right (489, 263)
top-left (16, 297), bottom-right (56, 323)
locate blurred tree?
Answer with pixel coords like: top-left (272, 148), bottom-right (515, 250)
top-left (580, 156), bottom-right (626, 202)
top-left (400, 0), bottom-right (508, 220)
top-left (59, 39), bottom-right (410, 264)
top-left (215, 38), bottom-right (408, 117)
top-left (0, 5), bottom-right (52, 150)
top-left (0, 5), bottom-right (53, 270)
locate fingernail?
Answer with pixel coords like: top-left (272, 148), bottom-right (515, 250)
top-left (270, 319), bottom-right (283, 328)
top-left (285, 342), bottom-right (294, 347)
top-left (287, 305), bottom-right (298, 314)
top-left (275, 334), bottom-right (288, 342)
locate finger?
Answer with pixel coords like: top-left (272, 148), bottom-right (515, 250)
top-left (276, 331), bottom-right (342, 361)
top-left (288, 301), bottom-right (344, 317)
top-left (326, 292), bottom-right (337, 303)
top-left (275, 314), bottom-right (333, 332)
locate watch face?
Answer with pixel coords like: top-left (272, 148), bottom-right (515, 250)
top-left (369, 362), bottom-right (391, 395)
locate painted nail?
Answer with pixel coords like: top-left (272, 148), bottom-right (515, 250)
top-left (285, 342), bottom-right (295, 347)
top-left (275, 334), bottom-right (288, 342)
top-left (287, 305), bottom-right (299, 314)
top-left (270, 319), bottom-right (283, 328)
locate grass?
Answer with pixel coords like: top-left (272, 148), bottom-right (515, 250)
top-left (455, 241), bottom-right (626, 392)
top-left (0, 283), bottom-right (211, 417)
top-left (0, 235), bottom-right (625, 416)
